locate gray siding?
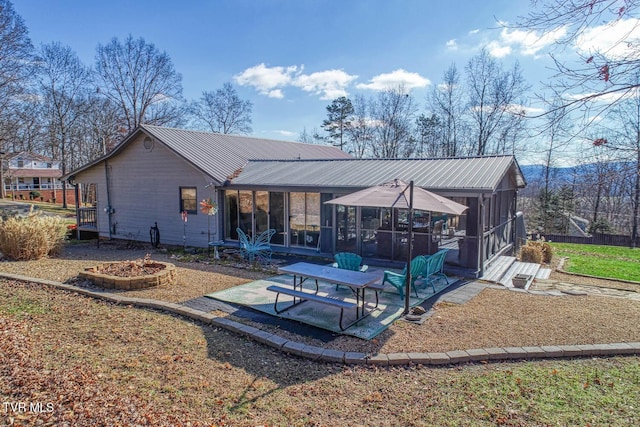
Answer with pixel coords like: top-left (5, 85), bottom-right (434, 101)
top-left (75, 133), bottom-right (220, 247)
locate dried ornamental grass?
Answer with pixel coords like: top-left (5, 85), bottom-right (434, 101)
top-left (519, 243), bottom-right (543, 263)
top-left (0, 207), bottom-right (68, 260)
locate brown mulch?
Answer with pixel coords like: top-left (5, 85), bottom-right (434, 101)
top-left (93, 255), bottom-right (167, 277)
top-left (1, 240), bottom-right (639, 355)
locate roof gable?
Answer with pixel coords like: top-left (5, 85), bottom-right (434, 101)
top-left (64, 125), bottom-right (351, 182)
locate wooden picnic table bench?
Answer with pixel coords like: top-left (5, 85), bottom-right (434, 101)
top-left (266, 285), bottom-right (357, 330)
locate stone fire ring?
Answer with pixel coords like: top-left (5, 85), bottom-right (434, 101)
top-left (79, 261), bottom-right (177, 290)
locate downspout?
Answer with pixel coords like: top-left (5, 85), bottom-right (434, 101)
top-left (512, 190), bottom-right (518, 253)
top-left (478, 194), bottom-right (485, 277)
top-left (74, 183), bottom-right (80, 240)
top-left (104, 160), bottom-right (113, 239)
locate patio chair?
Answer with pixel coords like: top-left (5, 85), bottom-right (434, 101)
top-left (381, 255), bottom-right (428, 300)
top-left (254, 228), bottom-right (276, 262)
top-left (236, 228), bottom-right (276, 264)
top-left (422, 249), bottom-right (450, 292)
top-left (333, 252), bottom-right (368, 290)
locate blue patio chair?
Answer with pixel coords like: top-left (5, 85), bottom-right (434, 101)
top-left (236, 227), bottom-right (276, 263)
top-left (253, 228), bottom-right (276, 263)
top-left (421, 249), bottom-right (450, 292)
top-left (381, 255), bottom-right (428, 300)
top-left (333, 252), bottom-right (368, 290)
top-left (236, 228), bottom-right (253, 260)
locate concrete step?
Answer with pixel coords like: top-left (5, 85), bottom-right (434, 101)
top-left (481, 256), bottom-right (516, 282)
top-left (499, 261), bottom-right (541, 289)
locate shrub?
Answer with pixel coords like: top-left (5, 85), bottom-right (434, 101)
top-left (519, 244), bottom-right (543, 263)
top-left (0, 206), bottom-right (68, 260)
top-left (519, 239), bottom-right (554, 264)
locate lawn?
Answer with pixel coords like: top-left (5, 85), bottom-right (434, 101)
top-left (550, 242), bottom-right (640, 282)
top-left (1, 278), bottom-right (639, 426)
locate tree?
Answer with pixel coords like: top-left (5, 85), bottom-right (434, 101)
top-left (428, 63), bottom-right (464, 156)
top-left (596, 80), bottom-right (640, 246)
top-left (538, 96), bottom-right (573, 231)
top-left (94, 35), bottom-right (184, 133)
top-left (191, 82), bottom-right (252, 134)
top-left (344, 94), bottom-right (373, 158)
top-left (465, 49), bottom-right (529, 155)
top-left (369, 87), bottom-right (418, 158)
top-left (321, 96), bottom-right (354, 151)
top-left (415, 113), bottom-right (443, 157)
top-left (37, 42), bottom-right (92, 207)
top-left (297, 126), bottom-right (323, 144)
top-left (78, 94), bottom-right (122, 162)
top-left (0, 0), bottom-right (34, 149)
top-left (517, 0), bottom-right (640, 119)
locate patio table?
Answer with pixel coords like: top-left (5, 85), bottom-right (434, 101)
top-left (276, 262), bottom-right (383, 328)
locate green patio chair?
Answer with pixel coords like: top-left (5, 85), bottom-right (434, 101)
top-left (333, 252), bottom-right (368, 290)
top-left (422, 249), bottom-right (450, 292)
top-left (382, 255), bottom-right (428, 300)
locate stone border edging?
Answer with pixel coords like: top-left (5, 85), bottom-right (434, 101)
top-left (2, 272), bottom-right (639, 366)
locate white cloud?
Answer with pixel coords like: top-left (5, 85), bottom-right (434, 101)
top-left (356, 69), bottom-right (430, 91)
top-left (575, 17), bottom-right (640, 60)
top-left (487, 41), bottom-right (511, 58)
top-left (499, 26), bottom-right (567, 57)
top-left (275, 130), bottom-right (297, 137)
top-left (477, 22), bottom-right (566, 59)
top-left (446, 39), bottom-right (457, 50)
top-left (567, 87), bottom-right (640, 103)
top-left (469, 29), bottom-right (480, 35)
top-left (234, 64), bottom-right (357, 100)
top-left (234, 63), bottom-right (299, 98)
top-left (292, 69), bottom-right (358, 100)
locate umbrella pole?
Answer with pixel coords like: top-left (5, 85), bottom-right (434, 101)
top-left (404, 181), bottom-right (414, 315)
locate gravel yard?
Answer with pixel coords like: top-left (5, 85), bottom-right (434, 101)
top-left (2, 240), bottom-right (639, 354)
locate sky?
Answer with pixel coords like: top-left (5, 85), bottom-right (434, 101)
top-left (12, 0), bottom-right (630, 165)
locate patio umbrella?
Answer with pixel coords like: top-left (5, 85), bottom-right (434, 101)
top-left (325, 179), bottom-right (468, 215)
top-left (325, 179), bottom-right (468, 314)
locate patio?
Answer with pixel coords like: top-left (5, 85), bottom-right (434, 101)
top-left (205, 266), bottom-right (460, 340)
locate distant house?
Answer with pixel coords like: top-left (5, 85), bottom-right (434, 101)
top-left (64, 125), bottom-right (526, 278)
top-left (2, 151), bottom-right (73, 203)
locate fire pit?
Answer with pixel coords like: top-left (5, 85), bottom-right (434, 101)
top-left (79, 256), bottom-right (177, 290)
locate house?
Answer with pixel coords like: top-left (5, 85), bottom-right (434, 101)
top-left (64, 125), bottom-right (526, 278)
top-left (64, 125), bottom-right (350, 243)
top-left (1, 151), bottom-right (74, 203)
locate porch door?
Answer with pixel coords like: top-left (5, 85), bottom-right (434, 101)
top-left (269, 192), bottom-right (285, 245)
top-left (335, 205), bottom-right (356, 253)
top-left (255, 191), bottom-right (269, 235)
top-left (360, 207), bottom-right (383, 258)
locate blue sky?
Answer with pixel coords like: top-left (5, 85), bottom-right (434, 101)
top-left (14, 0), bottom-right (593, 162)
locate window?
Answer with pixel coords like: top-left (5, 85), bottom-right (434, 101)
top-left (179, 187), bottom-right (197, 214)
top-left (17, 159), bottom-right (24, 168)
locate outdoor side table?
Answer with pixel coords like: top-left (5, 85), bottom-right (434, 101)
top-left (208, 240), bottom-right (224, 259)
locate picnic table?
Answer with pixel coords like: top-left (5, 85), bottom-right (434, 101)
top-left (270, 262), bottom-right (384, 330)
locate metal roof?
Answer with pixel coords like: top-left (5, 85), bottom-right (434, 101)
top-left (64, 125), bottom-right (351, 182)
top-left (228, 156), bottom-right (526, 193)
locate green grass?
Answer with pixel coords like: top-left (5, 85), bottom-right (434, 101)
top-left (1, 295), bottom-right (48, 316)
top-left (26, 200), bottom-right (76, 218)
top-left (550, 242), bottom-right (640, 282)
